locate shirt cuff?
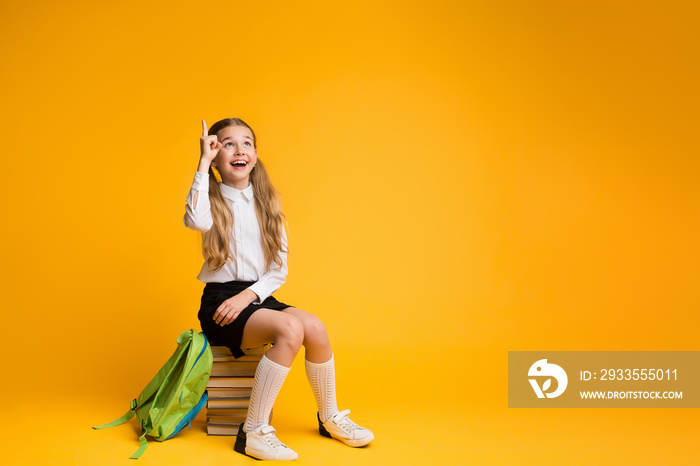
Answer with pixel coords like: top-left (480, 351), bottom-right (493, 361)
top-left (192, 171), bottom-right (209, 192)
top-left (246, 283), bottom-right (269, 305)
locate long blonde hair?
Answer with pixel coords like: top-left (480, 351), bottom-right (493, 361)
top-left (203, 118), bottom-right (288, 272)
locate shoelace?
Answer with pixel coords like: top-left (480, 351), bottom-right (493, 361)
top-left (262, 431), bottom-right (285, 449)
top-left (335, 410), bottom-right (362, 433)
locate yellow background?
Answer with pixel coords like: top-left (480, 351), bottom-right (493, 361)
top-left (1, 0), bottom-right (698, 464)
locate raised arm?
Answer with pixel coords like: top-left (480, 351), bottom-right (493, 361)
top-left (183, 119), bottom-right (222, 232)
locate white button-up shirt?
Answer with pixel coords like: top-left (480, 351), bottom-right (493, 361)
top-left (183, 171), bottom-right (288, 305)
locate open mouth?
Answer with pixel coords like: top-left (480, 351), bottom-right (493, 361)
top-left (231, 160), bottom-right (248, 170)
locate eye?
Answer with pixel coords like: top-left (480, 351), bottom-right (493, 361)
top-left (225, 142), bottom-right (233, 147)
top-left (245, 141), bottom-right (251, 146)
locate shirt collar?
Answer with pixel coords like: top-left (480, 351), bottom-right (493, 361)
top-left (219, 181), bottom-right (254, 203)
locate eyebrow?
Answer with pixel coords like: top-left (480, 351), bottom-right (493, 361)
top-left (221, 136), bottom-right (253, 142)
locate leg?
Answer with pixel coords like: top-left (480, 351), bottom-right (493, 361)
top-left (234, 309), bottom-right (301, 460)
top-left (280, 308), bottom-right (374, 447)
top-left (281, 307), bottom-right (337, 420)
top-left (281, 307), bottom-right (332, 363)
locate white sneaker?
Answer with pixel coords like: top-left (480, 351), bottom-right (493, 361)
top-left (234, 424), bottom-right (298, 461)
top-left (318, 409), bottom-right (374, 447)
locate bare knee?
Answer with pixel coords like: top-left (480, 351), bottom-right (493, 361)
top-left (303, 315), bottom-right (329, 347)
top-left (275, 315), bottom-right (304, 352)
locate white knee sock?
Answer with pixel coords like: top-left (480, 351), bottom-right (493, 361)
top-left (244, 354), bottom-right (290, 432)
top-left (305, 354), bottom-right (339, 423)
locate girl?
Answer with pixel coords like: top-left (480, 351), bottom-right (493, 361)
top-left (183, 118), bottom-right (373, 461)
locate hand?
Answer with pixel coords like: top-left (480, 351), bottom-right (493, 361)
top-left (213, 290), bottom-right (258, 326)
top-left (200, 119), bottom-right (221, 166)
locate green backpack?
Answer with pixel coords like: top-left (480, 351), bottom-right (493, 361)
top-left (93, 329), bottom-right (213, 459)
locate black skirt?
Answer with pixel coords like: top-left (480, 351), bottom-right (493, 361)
top-left (198, 280), bottom-right (293, 358)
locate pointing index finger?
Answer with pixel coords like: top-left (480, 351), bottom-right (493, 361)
top-left (201, 119), bottom-right (208, 137)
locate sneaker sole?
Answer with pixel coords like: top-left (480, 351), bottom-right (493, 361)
top-left (245, 447), bottom-right (298, 461)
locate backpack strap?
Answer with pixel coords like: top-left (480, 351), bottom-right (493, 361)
top-left (92, 399), bottom-right (138, 430)
top-left (129, 431), bottom-right (149, 459)
top-left (93, 399), bottom-right (149, 458)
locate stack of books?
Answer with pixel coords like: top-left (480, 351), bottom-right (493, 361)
top-left (205, 345), bottom-right (270, 436)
